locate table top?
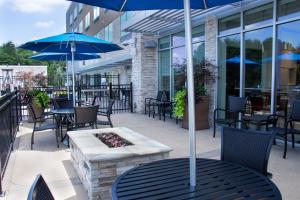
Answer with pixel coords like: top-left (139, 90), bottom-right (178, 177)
top-left (51, 108), bottom-right (74, 115)
top-left (112, 158), bottom-right (281, 200)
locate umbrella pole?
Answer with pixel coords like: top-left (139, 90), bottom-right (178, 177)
top-left (71, 42), bottom-right (76, 107)
top-left (66, 57), bottom-right (70, 100)
top-left (184, 0), bottom-right (196, 187)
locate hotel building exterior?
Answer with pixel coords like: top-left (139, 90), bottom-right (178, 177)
top-left (66, 0), bottom-right (300, 120)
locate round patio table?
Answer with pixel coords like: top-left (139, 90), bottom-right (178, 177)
top-left (112, 158), bottom-right (282, 200)
top-left (51, 108), bottom-right (74, 142)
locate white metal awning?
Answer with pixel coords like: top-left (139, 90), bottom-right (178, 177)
top-left (78, 54), bottom-right (132, 74)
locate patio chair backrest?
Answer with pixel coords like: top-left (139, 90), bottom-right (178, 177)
top-left (107, 99), bottom-right (115, 115)
top-left (75, 106), bottom-right (99, 124)
top-left (27, 104), bottom-right (39, 121)
top-left (156, 91), bottom-right (164, 101)
top-left (290, 100), bottom-right (300, 122)
top-left (27, 174), bottom-right (54, 200)
top-left (228, 96), bottom-right (247, 113)
top-left (53, 98), bottom-right (73, 109)
top-left (221, 127), bottom-right (274, 176)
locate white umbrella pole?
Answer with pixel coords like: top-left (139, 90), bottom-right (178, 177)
top-left (184, 0), bottom-right (196, 187)
top-left (71, 42), bottom-right (76, 107)
top-left (66, 57), bottom-right (70, 100)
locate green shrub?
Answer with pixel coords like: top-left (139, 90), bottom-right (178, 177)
top-left (35, 92), bottom-right (50, 108)
top-left (173, 89), bottom-right (186, 119)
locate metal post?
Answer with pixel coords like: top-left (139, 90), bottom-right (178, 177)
top-left (184, 0), bottom-right (196, 187)
top-left (71, 42), bottom-right (76, 107)
top-left (271, 0), bottom-right (277, 114)
top-left (66, 57), bottom-right (70, 100)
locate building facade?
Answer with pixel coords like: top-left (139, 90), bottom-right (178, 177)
top-left (66, 0), bottom-right (300, 118)
top-left (0, 65), bottom-right (47, 91)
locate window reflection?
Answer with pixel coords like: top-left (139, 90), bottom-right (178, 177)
top-left (277, 20), bottom-right (300, 115)
top-left (218, 34), bottom-right (241, 110)
top-left (245, 27), bottom-right (273, 114)
top-left (244, 3), bottom-right (273, 29)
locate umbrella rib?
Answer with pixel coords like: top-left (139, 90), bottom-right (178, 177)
top-left (203, 0), bottom-right (208, 9)
top-left (120, 0), bottom-right (128, 11)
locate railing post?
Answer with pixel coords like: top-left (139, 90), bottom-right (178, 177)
top-left (109, 83), bottom-right (113, 100)
top-left (130, 82), bottom-right (133, 113)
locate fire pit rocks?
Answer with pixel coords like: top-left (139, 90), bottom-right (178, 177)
top-left (68, 127), bottom-right (172, 200)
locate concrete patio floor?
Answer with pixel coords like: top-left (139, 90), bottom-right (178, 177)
top-left (1, 113), bottom-right (300, 200)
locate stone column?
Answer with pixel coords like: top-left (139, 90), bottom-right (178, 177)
top-left (131, 33), bottom-right (158, 113)
top-left (205, 16), bottom-right (218, 125)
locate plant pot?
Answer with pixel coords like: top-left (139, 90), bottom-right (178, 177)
top-left (27, 97), bottom-right (44, 123)
top-left (182, 96), bottom-right (210, 130)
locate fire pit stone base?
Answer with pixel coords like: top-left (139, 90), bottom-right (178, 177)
top-left (68, 127), bottom-right (172, 200)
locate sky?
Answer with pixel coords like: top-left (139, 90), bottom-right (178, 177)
top-left (0, 0), bottom-right (70, 46)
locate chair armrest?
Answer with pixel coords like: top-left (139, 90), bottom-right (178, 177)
top-left (214, 108), bottom-right (227, 120)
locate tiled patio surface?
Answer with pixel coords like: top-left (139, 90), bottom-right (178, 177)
top-left (1, 113), bottom-right (300, 200)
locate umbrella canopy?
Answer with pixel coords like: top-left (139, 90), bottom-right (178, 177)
top-left (20, 32), bottom-right (122, 53)
top-left (69, 0), bottom-right (240, 10)
top-left (226, 56), bottom-right (260, 65)
top-left (30, 52), bottom-right (101, 61)
top-left (69, 0), bottom-right (242, 187)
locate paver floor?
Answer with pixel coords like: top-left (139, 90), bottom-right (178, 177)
top-left (1, 113), bottom-right (299, 199)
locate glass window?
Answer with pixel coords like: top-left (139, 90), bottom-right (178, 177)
top-left (278, 0), bottom-right (300, 21)
top-left (79, 21), bottom-right (83, 33)
top-left (218, 14), bottom-right (241, 35)
top-left (120, 12), bottom-right (134, 37)
top-left (158, 50), bottom-right (171, 91)
top-left (172, 31), bottom-right (185, 47)
top-left (85, 13), bottom-right (90, 29)
top-left (69, 14), bottom-right (73, 26)
top-left (94, 7), bottom-right (100, 21)
top-left (276, 20), bottom-right (300, 115)
top-left (78, 3), bottom-right (83, 13)
top-left (105, 24), bottom-right (113, 41)
top-left (244, 3), bottom-right (273, 29)
top-left (218, 34), bottom-right (241, 110)
top-left (245, 27), bottom-right (273, 114)
top-left (158, 36), bottom-right (170, 49)
top-left (192, 25), bottom-right (205, 43)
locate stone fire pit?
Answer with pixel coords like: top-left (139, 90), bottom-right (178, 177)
top-left (68, 127), bottom-right (172, 200)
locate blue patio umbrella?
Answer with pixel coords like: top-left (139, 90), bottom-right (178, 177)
top-left (226, 56), bottom-right (260, 65)
top-left (31, 52), bottom-right (101, 99)
top-left (20, 32), bottom-right (122, 106)
top-left (69, 0), bottom-right (242, 187)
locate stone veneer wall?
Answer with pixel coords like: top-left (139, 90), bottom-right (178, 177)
top-left (205, 16), bottom-right (218, 126)
top-left (70, 142), bottom-right (169, 200)
top-left (131, 33), bottom-right (158, 113)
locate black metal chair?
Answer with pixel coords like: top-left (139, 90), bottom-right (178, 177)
top-left (92, 96), bottom-right (101, 106)
top-left (28, 104), bottom-right (59, 150)
top-left (221, 127), bottom-right (274, 176)
top-left (268, 100), bottom-right (300, 158)
top-left (27, 174), bottom-right (54, 200)
top-left (150, 91), bottom-right (172, 121)
top-left (213, 96), bottom-right (247, 137)
top-left (144, 91), bottom-right (164, 116)
top-left (96, 99), bottom-right (114, 128)
top-left (53, 98), bottom-right (73, 109)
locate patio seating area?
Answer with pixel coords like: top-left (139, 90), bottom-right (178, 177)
top-left (0, 112), bottom-right (300, 199)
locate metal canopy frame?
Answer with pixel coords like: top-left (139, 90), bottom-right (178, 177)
top-left (124, 9), bottom-right (210, 34)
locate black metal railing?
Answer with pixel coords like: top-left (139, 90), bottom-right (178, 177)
top-left (0, 90), bottom-right (21, 194)
top-left (78, 83), bottom-right (133, 113)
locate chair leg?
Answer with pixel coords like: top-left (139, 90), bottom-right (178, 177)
top-left (148, 104), bottom-right (151, 117)
top-left (31, 130), bottom-right (35, 150)
top-left (283, 133), bottom-right (288, 159)
top-left (213, 121), bottom-right (216, 138)
top-left (108, 116), bottom-right (113, 128)
top-left (292, 133), bottom-right (295, 148)
top-left (55, 128), bottom-right (59, 148)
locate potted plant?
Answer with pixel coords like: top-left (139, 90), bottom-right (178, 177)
top-left (27, 89), bottom-right (50, 122)
top-left (173, 59), bottom-right (216, 130)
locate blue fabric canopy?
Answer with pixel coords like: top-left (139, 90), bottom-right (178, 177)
top-left (20, 32), bottom-right (122, 53)
top-left (69, 0), bottom-right (241, 10)
top-left (31, 52), bottom-right (101, 61)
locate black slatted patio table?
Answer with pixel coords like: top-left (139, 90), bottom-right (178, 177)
top-left (112, 158), bottom-right (282, 200)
